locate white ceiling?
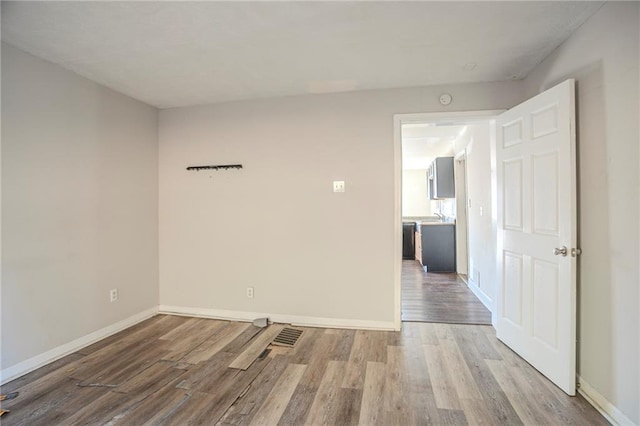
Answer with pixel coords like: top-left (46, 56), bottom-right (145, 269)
top-left (1, 1), bottom-right (603, 109)
top-left (402, 124), bottom-right (465, 170)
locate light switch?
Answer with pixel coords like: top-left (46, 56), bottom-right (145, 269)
top-left (479, 206), bottom-right (484, 216)
top-left (333, 181), bottom-right (345, 193)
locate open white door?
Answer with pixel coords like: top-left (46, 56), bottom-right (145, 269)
top-left (495, 79), bottom-right (577, 395)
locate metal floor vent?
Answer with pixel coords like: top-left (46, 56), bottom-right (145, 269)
top-left (272, 328), bottom-right (303, 347)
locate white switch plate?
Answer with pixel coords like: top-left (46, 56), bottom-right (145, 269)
top-left (333, 181), bottom-right (345, 192)
top-left (110, 288), bottom-right (118, 302)
top-left (246, 287), bottom-right (254, 299)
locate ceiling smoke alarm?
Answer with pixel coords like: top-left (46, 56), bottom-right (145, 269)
top-left (439, 93), bottom-right (453, 106)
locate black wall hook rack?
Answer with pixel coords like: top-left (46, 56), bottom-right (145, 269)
top-left (186, 164), bottom-right (243, 171)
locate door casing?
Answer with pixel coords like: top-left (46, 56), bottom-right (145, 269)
top-left (393, 110), bottom-right (503, 330)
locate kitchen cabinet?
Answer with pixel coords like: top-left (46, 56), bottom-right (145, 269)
top-left (427, 156), bottom-right (455, 199)
top-left (417, 223), bottom-right (456, 272)
top-left (402, 222), bottom-right (416, 259)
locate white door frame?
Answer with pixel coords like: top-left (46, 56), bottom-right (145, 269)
top-left (393, 110), bottom-right (504, 330)
top-left (454, 152), bottom-right (469, 276)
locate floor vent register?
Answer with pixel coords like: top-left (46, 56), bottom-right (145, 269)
top-left (272, 327), bottom-right (303, 347)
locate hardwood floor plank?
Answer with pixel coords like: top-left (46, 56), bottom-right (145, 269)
top-left (276, 384), bottom-right (317, 426)
top-left (229, 325), bottom-right (285, 370)
top-left (165, 356), bottom-right (273, 424)
top-left (383, 346), bottom-right (413, 425)
top-left (55, 388), bottom-right (133, 425)
top-left (451, 325), bottom-right (523, 425)
top-left (439, 338), bottom-right (483, 400)
top-left (182, 321), bottom-right (251, 364)
top-left (222, 324), bottom-right (265, 354)
top-left (0, 352), bottom-right (84, 395)
top-left (1, 365), bottom-right (79, 411)
top-left (217, 355), bottom-right (291, 425)
top-left (330, 388), bottom-right (362, 426)
top-left (416, 322), bottom-right (439, 345)
top-left (305, 360), bottom-right (348, 425)
top-left (459, 397), bottom-right (501, 425)
top-left (485, 359), bottom-right (553, 425)
top-left (287, 328), bottom-right (324, 364)
top-left (515, 362), bottom-right (608, 425)
top-left (423, 344), bottom-right (461, 410)
top-left (358, 361), bottom-right (386, 426)
top-left (116, 361), bottom-right (186, 396)
top-left (159, 318), bottom-right (225, 361)
top-left (275, 332), bottom-right (341, 425)
top-left (434, 322), bottom-right (456, 341)
top-left (158, 316), bottom-right (204, 341)
top-left (0, 377), bottom-right (107, 425)
top-left (68, 334), bottom-right (165, 381)
top-left (175, 351), bottom-right (237, 391)
top-left (78, 340), bottom-right (170, 386)
top-left (465, 326), bottom-right (502, 360)
top-left (76, 315), bottom-right (184, 356)
top-left (118, 386), bottom-right (192, 426)
top-left (404, 337), bottom-right (442, 425)
top-left (328, 328), bottom-right (356, 361)
top-left (249, 363), bottom-right (307, 426)
top-left (295, 333), bottom-right (339, 388)
top-left (341, 331), bottom-right (372, 389)
top-left (157, 390), bottom-right (216, 426)
top-left (438, 408), bottom-right (469, 425)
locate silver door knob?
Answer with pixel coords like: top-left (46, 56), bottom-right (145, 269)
top-left (571, 248), bottom-right (582, 257)
top-left (553, 246), bottom-right (568, 256)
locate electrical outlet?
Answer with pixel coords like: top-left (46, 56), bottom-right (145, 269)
top-left (246, 287), bottom-right (254, 299)
top-left (110, 288), bottom-right (118, 303)
top-left (333, 181), bottom-right (345, 193)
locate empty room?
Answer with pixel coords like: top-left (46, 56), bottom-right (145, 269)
top-left (1, 1), bottom-right (638, 425)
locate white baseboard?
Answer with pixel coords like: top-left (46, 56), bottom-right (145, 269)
top-left (578, 376), bottom-right (636, 426)
top-left (467, 279), bottom-right (493, 312)
top-left (0, 306), bottom-right (158, 385)
top-left (158, 305), bottom-right (396, 331)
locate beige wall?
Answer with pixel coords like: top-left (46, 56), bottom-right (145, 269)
top-left (159, 82), bottom-right (522, 327)
top-left (524, 3), bottom-right (639, 423)
top-left (402, 169), bottom-right (431, 217)
top-left (1, 44), bottom-right (159, 371)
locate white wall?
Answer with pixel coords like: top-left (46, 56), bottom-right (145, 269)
top-left (1, 44), bottom-right (159, 372)
top-left (524, 3), bottom-right (639, 423)
top-left (454, 123), bottom-right (495, 307)
top-left (402, 169), bottom-right (430, 217)
top-left (159, 82), bottom-right (523, 328)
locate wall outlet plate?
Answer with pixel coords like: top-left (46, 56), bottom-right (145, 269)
top-left (246, 287), bottom-right (254, 299)
top-left (110, 288), bottom-right (118, 302)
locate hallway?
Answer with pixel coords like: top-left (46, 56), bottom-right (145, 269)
top-left (402, 260), bottom-right (492, 324)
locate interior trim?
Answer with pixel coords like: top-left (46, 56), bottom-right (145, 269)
top-left (0, 306), bottom-right (158, 385)
top-left (158, 305), bottom-right (396, 332)
top-left (578, 375), bottom-right (633, 426)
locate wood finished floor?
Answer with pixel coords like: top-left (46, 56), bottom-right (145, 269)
top-left (402, 260), bottom-right (492, 325)
top-left (1, 315), bottom-right (606, 425)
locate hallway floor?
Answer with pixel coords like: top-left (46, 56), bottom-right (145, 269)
top-left (402, 260), bottom-right (492, 324)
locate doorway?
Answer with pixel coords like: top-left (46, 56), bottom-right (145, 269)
top-left (394, 111), bottom-right (502, 328)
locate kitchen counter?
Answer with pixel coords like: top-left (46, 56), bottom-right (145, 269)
top-left (419, 221), bottom-right (455, 226)
top-left (403, 216), bottom-right (455, 229)
top-left (402, 216), bottom-right (440, 222)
